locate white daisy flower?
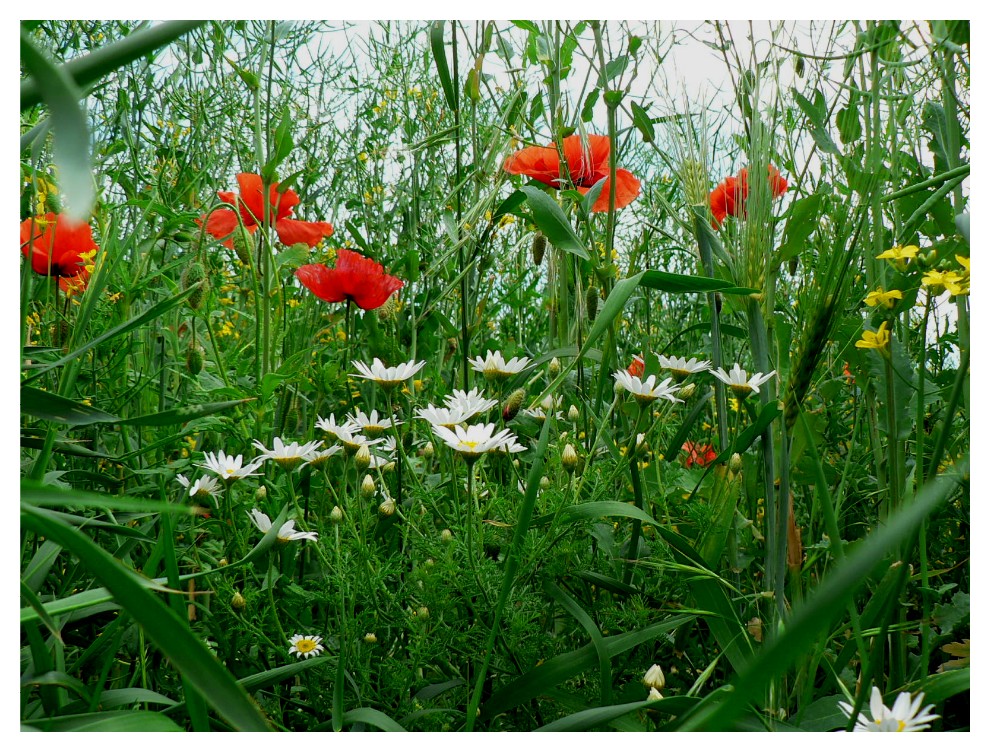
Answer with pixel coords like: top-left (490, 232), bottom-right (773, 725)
top-left (613, 370), bottom-right (683, 404)
top-left (247, 508), bottom-right (318, 543)
top-left (444, 388), bottom-right (498, 418)
top-left (838, 686), bottom-right (939, 732)
top-left (305, 445), bottom-right (343, 469)
top-left (416, 403), bottom-right (471, 428)
top-left (432, 422), bottom-right (524, 459)
top-left (288, 634), bottom-right (325, 660)
top-left (522, 395), bottom-right (564, 422)
top-left (709, 363), bottom-right (776, 398)
top-left (317, 414), bottom-right (384, 454)
top-left (468, 350), bottom-right (531, 380)
top-left (352, 357), bottom-right (426, 388)
top-left (176, 473), bottom-right (220, 500)
top-left (251, 437), bottom-right (324, 472)
top-left (347, 408), bottom-right (402, 438)
top-left (656, 355), bottom-right (712, 382)
top-left (198, 450), bottom-right (263, 483)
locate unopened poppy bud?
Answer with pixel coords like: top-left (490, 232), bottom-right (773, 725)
top-left (354, 444), bottom-right (371, 471)
top-left (562, 444), bottom-right (578, 474)
top-left (363, 632), bottom-right (377, 644)
top-left (254, 485), bottom-right (267, 502)
top-left (330, 505), bottom-right (343, 524)
top-left (231, 591), bottom-right (247, 611)
top-left (502, 388), bottom-right (526, 422)
top-left (539, 475), bottom-right (551, 490)
top-left (440, 528), bottom-right (453, 543)
top-left (676, 383), bottom-right (697, 401)
top-left (377, 292), bottom-right (398, 321)
top-left (232, 229), bottom-right (255, 265)
top-left (729, 452), bottom-right (743, 472)
top-left (378, 497), bottom-right (396, 516)
top-left (548, 357), bottom-right (561, 378)
top-left (361, 474), bottom-right (376, 499)
top-left (186, 345), bottom-right (204, 376)
top-left (586, 286), bottom-right (600, 322)
top-left (643, 664), bottom-right (666, 690)
top-left (182, 261), bottom-right (207, 310)
top-left (567, 404), bottom-right (580, 422)
top-left (531, 232), bottom-right (547, 265)
top-left (416, 606), bottom-right (430, 621)
top-left (793, 54), bottom-right (806, 78)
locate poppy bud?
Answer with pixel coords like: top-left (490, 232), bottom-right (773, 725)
top-left (548, 357), bottom-right (561, 378)
top-left (182, 261), bottom-right (208, 310)
top-left (186, 345), bottom-right (204, 376)
top-left (532, 232), bottom-right (547, 265)
top-left (586, 286), bottom-right (600, 322)
top-left (502, 388), bottom-right (526, 422)
top-left (330, 505), bottom-right (344, 524)
top-left (232, 229), bottom-right (255, 265)
top-left (561, 444), bottom-right (578, 474)
top-left (377, 292), bottom-right (398, 320)
top-left (793, 54), bottom-right (806, 78)
top-left (568, 405), bottom-right (580, 422)
top-left (354, 445), bottom-right (372, 471)
top-left (231, 591), bottom-right (247, 611)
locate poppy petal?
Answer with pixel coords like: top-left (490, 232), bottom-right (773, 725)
top-left (202, 207), bottom-right (240, 242)
top-left (503, 144), bottom-right (562, 187)
top-left (585, 169), bottom-right (641, 212)
top-left (296, 263), bottom-right (347, 303)
top-left (562, 134), bottom-right (611, 185)
top-left (350, 275), bottom-right (404, 310)
top-left (276, 218), bottom-right (335, 248)
top-left (235, 173), bottom-right (266, 222)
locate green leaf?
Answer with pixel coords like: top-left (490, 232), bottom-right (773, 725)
top-left (581, 88), bottom-right (600, 122)
top-left (544, 580), bottom-right (612, 706)
top-left (21, 387), bottom-right (119, 426)
top-left (599, 55), bottom-right (628, 86)
top-left (518, 185), bottom-right (589, 259)
top-left (342, 707), bottom-right (407, 731)
top-left (20, 28), bottom-right (93, 218)
top-left (793, 88), bottom-right (840, 155)
top-left (21, 504), bottom-right (273, 731)
top-left (536, 698), bottom-right (665, 731)
top-left (777, 194), bottom-right (824, 264)
top-left (630, 101), bottom-right (655, 143)
top-left (430, 21), bottom-right (456, 111)
top-left (640, 270), bottom-right (757, 296)
top-left (510, 20), bottom-right (540, 34)
top-left (23, 710), bottom-right (184, 732)
top-left (118, 398), bottom-right (253, 427)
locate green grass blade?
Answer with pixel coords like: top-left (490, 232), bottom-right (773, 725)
top-left (342, 707), bottom-right (408, 731)
top-left (543, 580), bottom-right (612, 707)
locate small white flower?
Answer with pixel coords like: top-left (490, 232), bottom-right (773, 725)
top-left (656, 355), bottom-right (712, 381)
top-left (417, 403), bottom-right (471, 429)
top-left (176, 473), bottom-right (220, 500)
top-left (468, 350), bottom-right (531, 380)
top-left (198, 450), bottom-right (263, 483)
top-left (305, 445), bottom-right (343, 469)
top-left (252, 437), bottom-right (324, 471)
top-left (317, 414), bottom-right (384, 454)
top-left (643, 664), bottom-right (666, 690)
top-left (432, 422), bottom-right (524, 459)
top-left (288, 634), bottom-right (325, 659)
top-left (444, 388), bottom-right (498, 418)
top-left (352, 357), bottom-right (426, 388)
top-left (838, 686), bottom-right (939, 732)
top-left (347, 408), bottom-right (402, 438)
top-left (709, 363), bottom-right (776, 397)
top-left (248, 508), bottom-right (318, 542)
top-left (613, 370), bottom-right (683, 404)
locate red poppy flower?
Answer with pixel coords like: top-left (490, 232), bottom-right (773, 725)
top-left (20, 212), bottom-right (98, 293)
top-left (201, 173), bottom-right (334, 249)
top-left (682, 440), bottom-right (717, 469)
top-left (296, 249), bottom-right (404, 311)
top-left (627, 354), bottom-right (645, 378)
top-left (709, 164), bottom-right (788, 227)
top-left (504, 134), bottom-right (640, 213)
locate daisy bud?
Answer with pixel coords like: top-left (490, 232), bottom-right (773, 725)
top-left (531, 231), bottom-right (547, 265)
top-left (440, 528), bottom-right (453, 543)
top-left (363, 632), bottom-right (378, 644)
top-left (647, 687), bottom-right (664, 701)
top-left (416, 606), bottom-right (430, 621)
top-left (643, 664), bottom-right (666, 690)
top-left (676, 383), bottom-right (697, 401)
top-left (218, 558), bottom-right (229, 568)
top-left (567, 404), bottom-right (580, 422)
top-left (729, 453), bottom-right (743, 473)
top-left (186, 345), bottom-right (204, 376)
top-left (254, 485), bottom-right (267, 502)
top-left (539, 475), bottom-right (551, 490)
top-left (361, 474), bottom-right (376, 500)
top-left (230, 591), bottom-right (247, 611)
top-left (548, 357), bottom-right (561, 378)
top-left (182, 261), bottom-right (208, 310)
top-left (502, 388), bottom-right (526, 422)
top-left (354, 444), bottom-right (371, 471)
top-left (561, 444), bottom-right (578, 474)
top-left (422, 441), bottom-right (435, 460)
top-left (232, 229), bottom-right (255, 265)
top-left (586, 286), bottom-right (600, 322)
top-left (330, 505), bottom-right (344, 524)
top-left (378, 497), bottom-right (396, 516)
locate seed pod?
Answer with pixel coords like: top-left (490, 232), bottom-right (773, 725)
top-left (186, 345), bottom-right (204, 376)
top-left (182, 261), bottom-right (207, 310)
top-left (586, 286), bottom-right (600, 322)
top-left (232, 229), bottom-right (255, 265)
top-left (793, 54), bottom-right (806, 78)
top-left (502, 388), bottom-right (526, 422)
top-left (531, 232), bottom-right (547, 265)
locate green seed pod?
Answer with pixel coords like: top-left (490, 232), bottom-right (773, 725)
top-left (532, 232), bottom-right (547, 265)
top-left (182, 261), bottom-right (208, 310)
top-left (186, 345), bottom-right (204, 376)
top-left (793, 54), bottom-right (806, 78)
top-left (586, 286), bottom-right (600, 322)
top-left (232, 229), bottom-right (255, 266)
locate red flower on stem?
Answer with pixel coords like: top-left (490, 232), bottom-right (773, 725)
top-left (709, 164), bottom-right (788, 227)
top-left (296, 249), bottom-right (404, 311)
top-left (682, 440), bottom-right (718, 469)
top-left (627, 354), bottom-right (645, 378)
top-left (504, 134), bottom-right (641, 213)
top-left (201, 173), bottom-right (334, 249)
top-left (20, 212), bottom-right (97, 293)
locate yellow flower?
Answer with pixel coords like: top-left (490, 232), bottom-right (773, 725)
top-left (864, 288), bottom-right (903, 309)
top-left (856, 321), bottom-right (891, 353)
top-left (876, 244), bottom-right (919, 271)
top-left (955, 255), bottom-right (970, 274)
top-left (922, 269), bottom-right (968, 296)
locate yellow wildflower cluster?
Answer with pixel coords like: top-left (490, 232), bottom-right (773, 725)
top-left (216, 313), bottom-right (240, 339)
top-left (856, 321), bottom-right (891, 354)
top-left (923, 256), bottom-right (969, 297)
